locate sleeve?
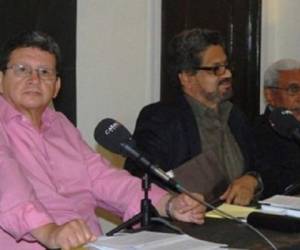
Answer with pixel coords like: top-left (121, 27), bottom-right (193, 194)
top-left (78, 134), bottom-right (167, 221)
top-left (253, 116), bottom-right (300, 198)
top-left (124, 105), bottom-right (175, 177)
top-left (0, 125), bottom-right (53, 240)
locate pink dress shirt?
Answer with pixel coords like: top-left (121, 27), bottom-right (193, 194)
top-left (0, 96), bottom-right (166, 249)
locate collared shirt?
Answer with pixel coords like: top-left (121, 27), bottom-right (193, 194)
top-left (0, 96), bottom-right (165, 249)
top-left (185, 95), bottom-right (244, 182)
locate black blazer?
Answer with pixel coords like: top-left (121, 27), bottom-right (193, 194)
top-left (125, 95), bottom-right (257, 181)
top-left (254, 107), bottom-right (300, 198)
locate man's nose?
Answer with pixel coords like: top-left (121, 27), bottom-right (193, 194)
top-left (219, 69), bottom-right (232, 81)
top-left (224, 67), bottom-right (232, 78)
top-left (28, 69), bottom-right (41, 82)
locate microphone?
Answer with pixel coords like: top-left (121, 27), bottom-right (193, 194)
top-left (94, 118), bottom-right (178, 186)
top-left (269, 107), bottom-right (300, 141)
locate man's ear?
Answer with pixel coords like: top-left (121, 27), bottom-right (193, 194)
top-left (264, 87), bottom-right (277, 107)
top-left (0, 72), bottom-right (4, 94)
top-left (178, 71), bottom-right (194, 90)
top-left (52, 77), bottom-right (61, 98)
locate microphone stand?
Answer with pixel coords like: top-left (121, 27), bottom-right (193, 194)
top-left (106, 172), bottom-right (155, 236)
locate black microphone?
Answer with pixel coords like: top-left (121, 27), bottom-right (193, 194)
top-left (94, 118), bottom-right (179, 187)
top-left (269, 107), bottom-right (300, 142)
top-left (247, 212), bottom-right (300, 233)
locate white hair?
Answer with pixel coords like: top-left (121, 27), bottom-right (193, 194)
top-left (264, 59), bottom-right (300, 87)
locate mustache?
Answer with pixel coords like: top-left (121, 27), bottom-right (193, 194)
top-left (218, 77), bottom-right (232, 86)
top-left (290, 108), bottom-right (300, 113)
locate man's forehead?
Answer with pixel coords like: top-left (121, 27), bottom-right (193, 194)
top-left (201, 45), bottom-right (227, 64)
top-left (278, 69), bottom-right (300, 82)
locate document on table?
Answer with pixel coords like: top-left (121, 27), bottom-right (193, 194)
top-left (259, 195), bottom-right (300, 210)
top-left (205, 203), bottom-right (258, 219)
top-left (86, 231), bottom-right (227, 250)
top-left (259, 195), bottom-right (300, 217)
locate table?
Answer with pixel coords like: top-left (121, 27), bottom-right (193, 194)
top-left (73, 217), bottom-right (300, 250)
top-left (173, 217), bottom-right (300, 250)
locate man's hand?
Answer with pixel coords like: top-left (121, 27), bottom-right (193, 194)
top-left (220, 175), bottom-right (258, 205)
top-left (156, 193), bottom-right (206, 224)
top-left (32, 219), bottom-right (96, 250)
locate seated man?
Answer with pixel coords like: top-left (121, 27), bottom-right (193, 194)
top-left (0, 30), bottom-right (206, 250)
top-left (254, 58), bottom-right (300, 198)
top-left (125, 28), bottom-right (261, 206)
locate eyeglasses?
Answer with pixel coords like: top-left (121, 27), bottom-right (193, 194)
top-left (5, 64), bottom-right (57, 82)
top-left (267, 84), bottom-right (300, 96)
top-left (194, 63), bottom-right (231, 76)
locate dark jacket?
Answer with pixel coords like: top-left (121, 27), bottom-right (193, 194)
top-left (254, 107), bottom-right (300, 198)
top-left (124, 95), bottom-right (257, 181)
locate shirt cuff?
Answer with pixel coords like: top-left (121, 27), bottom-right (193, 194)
top-left (0, 201), bottom-right (53, 241)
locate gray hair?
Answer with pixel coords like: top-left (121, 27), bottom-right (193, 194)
top-left (168, 28), bottom-right (224, 92)
top-left (264, 59), bottom-right (300, 87)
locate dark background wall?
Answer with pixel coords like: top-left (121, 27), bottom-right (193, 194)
top-left (0, 1), bottom-right (261, 124)
top-left (0, 0), bottom-right (77, 124)
top-left (161, 0), bottom-right (261, 122)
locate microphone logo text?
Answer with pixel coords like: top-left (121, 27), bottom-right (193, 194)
top-left (105, 122), bottom-right (120, 135)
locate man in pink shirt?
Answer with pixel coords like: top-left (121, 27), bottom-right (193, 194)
top-left (0, 31), bottom-right (206, 250)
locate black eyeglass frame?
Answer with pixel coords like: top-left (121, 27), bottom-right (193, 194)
top-left (193, 63), bottom-right (231, 76)
top-left (267, 84), bottom-right (300, 96)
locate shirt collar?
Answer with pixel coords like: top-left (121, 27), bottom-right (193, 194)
top-left (0, 95), bottom-right (57, 128)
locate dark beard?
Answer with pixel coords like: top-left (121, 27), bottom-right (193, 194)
top-left (220, 88), bottom-right (233, 102)
top-left (218, 77), bottom-right (233, 102)
top-left (204, 86), bottom-right (233, 103)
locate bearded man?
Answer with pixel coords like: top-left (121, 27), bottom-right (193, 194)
top-left (125, 28), bottom-right (261, 206)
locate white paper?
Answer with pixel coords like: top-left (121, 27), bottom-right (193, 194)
top-left (259, 195), bottom-right (300, 218)
top-left (86, 231), bottom-right (227, 250)
top-left (260, 195), bottom-right (300, 210)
